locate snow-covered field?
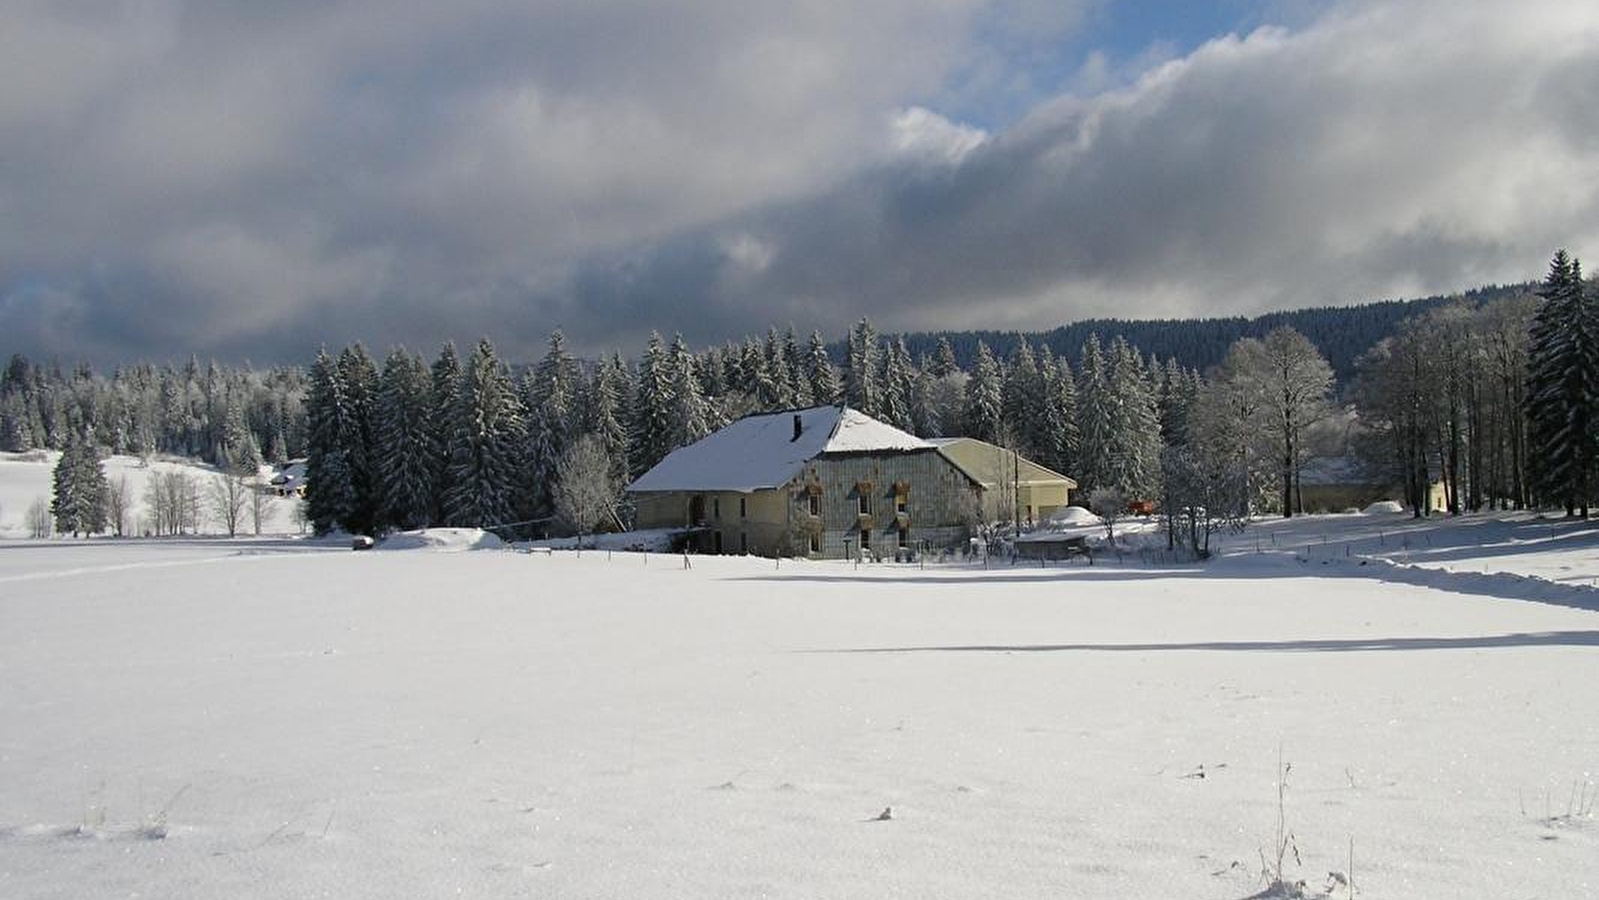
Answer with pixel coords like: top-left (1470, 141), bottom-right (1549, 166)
top-left (2, 507), bottom-right (1597, 898)
top-left (0, 451), bottom-right (304, 539)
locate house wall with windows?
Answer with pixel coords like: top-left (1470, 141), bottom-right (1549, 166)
top-left (633, 448), bottom-right (981, 558)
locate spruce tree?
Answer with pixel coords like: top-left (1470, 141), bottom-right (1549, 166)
top-left (522, 330), bottom-right (578, 521)
top-left (807, 331), bottom-right (841, 406)
top-left (428, 342), bottom-right (463, 524)
top-left (845, 318), bottom-right (881, 415)
top-left (1526, 250), bottom-right (1599, 516)
top-left (50, 434), bottom-right (107, 537)
top-left (879, 338), bottom-right (915, 431)
top-left (375, 348), bottom-right (435, 531)
top-left (668, 334), bottom-right (711, 450)
top-left (335, 343), bottom-right (380, 534)
top-left (1075, 334), bottom-right (1114, 494)
top-left (305, 348), bottom-right (356, 534)
top-left (631, 332), bottom-right (676, 476)
top-left (963, 341), bottom-right (1003, 442)
top-left (444, 339), bottom-right (526, 529)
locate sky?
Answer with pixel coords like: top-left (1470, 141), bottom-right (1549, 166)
top-left (3, 0), bottom-right (1597, 366)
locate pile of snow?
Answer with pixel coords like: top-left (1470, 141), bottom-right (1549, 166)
top-left (528, 528), bottom-right (680, 553)
top-left (379, 528), bottom-right (505, 552)
top-left (1046, 505), bottom-right (1101, 527)
top-left (1362, 500), bottom-right (1405, 514)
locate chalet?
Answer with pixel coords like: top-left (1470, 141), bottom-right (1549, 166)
top-left (928, 437), bottom-right (1077, 525)
top-left (627, 406), bottom-right (983, 559)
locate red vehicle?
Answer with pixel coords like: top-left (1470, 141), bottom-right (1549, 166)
top-left (1126, 499), bottom-right (1155, 516)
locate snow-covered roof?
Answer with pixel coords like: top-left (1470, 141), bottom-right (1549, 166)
top-left (627, 406), bottom-right (933, 493)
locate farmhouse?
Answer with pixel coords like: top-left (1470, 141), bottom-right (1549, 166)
top-left (928, 437), bottom-right (1077, 525)
top-left (627, 406), bottom-right (984, 558)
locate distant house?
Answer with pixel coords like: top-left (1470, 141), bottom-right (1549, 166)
top-left (928, 437), bottom-right (1077, 525)
top-left (627, 406), bottom-right (982, 558)
top-left (269, 460), bottom-right (308, 498)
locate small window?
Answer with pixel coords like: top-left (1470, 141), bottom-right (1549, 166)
top-left (808, 493), bottom-right (820, 516)
top-left (740, 497), bottom-right (747, 518)
top-left (860, 528), bottom-right (871, 549)
top-left (713, 498), bottom-right (720, 519)
top-left (740, 532), bottom-right (748, 554)
top-left (895, 493), bottom-right (908, 514)
top-left (858, 492), bottom-right (871, 515)
top-left (808, 531), bottom-right (821, 553)
top-left (898, 526), bottom-right (910, 548)
top-left (713, 531), bottom-right (723, 552)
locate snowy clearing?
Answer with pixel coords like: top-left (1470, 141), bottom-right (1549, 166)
top-left (1, 513), bottom-right (1596, 898)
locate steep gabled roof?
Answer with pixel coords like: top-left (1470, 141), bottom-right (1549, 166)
top-left (627, 406), bottom-right (933, 493)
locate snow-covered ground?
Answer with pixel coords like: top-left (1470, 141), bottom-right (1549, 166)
top-left (1, 510), bottom-right (1596, 898)
top-left (0, 451), bottom-right (305, 539)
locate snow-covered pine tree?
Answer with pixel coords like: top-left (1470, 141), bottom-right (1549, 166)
top-left (1106, 335), bottom-right (1163, 500)
top-left (1038, 347), bottom-right (1080, 478)
top-left (444, 339), bottom-right (526, 530)
top-left (375, 348), bottom-right (435, 531)
top-left (748, 336), bottom-right (781, 411)
top-left (784, 328), bottom-right (812, 407)
top-left (911, 367), bottom-right (941, 438)
top-left (305, 348), bottom-right (357, 534)
top-left (845, 318), bottom-right (881, 416)
top-left (763, 328), bottom-right (795, 409)
top-left (428, 342), bottom-right (463, 525)
top-left (631, 332), bottom-right (677, 477)
top-left (1525, 250), bottom-right (1599, 516)
top-left (335, 343), bottom-right (380, 534)
top-left (1002, 339), bottom-right (1041, 457)
top-left (879, 338), bottom-right (915, 431)
top-left (586, 354), bottom-right (632, 490)
top-left (668, 334), bottom-right (712, 450)
top-left (1074, 334), bottom-right (1113, 494)
top-left (807, 331), bottom-right (841, 406)
top-left (50, 433), bottom-right (107, 537)
top-left (963, 341), bottom-right (1003, 442)
top-left (522, 330), bottom-right (578, 522)
top-left (931, 337), bottom-right (959, 378)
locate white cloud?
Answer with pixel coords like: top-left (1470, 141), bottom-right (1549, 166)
top-left (888, 107), bottom-right (988, 165)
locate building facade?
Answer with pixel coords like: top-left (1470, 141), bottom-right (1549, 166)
top-left (629, 406), bottom-right (983, 558)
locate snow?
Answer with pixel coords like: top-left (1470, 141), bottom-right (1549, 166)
top-left (0, 512), bottom-right (1596, 898)
top-left (1045, 505), bottom-right (1102, 527)
top-left (379, 528), bottom-right (506, 552)
top-left (0, 451), bottom-right (307, 539)
top-left (1363, 500), bottom-right (1405, 514)
top-left (628, 406), bottom-right (931, 493)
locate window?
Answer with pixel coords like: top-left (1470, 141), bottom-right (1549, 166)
top-left (898, 526), bottom-right (910, 548)
top-left (713, 531), bottom-right (723, 552)
top-left (808, 531), bottom-right (820, 554)
top-left (895, 493), bottom-right (908, 514)
top-left (860, 528), bottom-right (871, 550)
top-left (808, 492), bottom-right (820, 516)
top-left (740, 532), bottom-right (748, 554)
top-left (713, 497), bottom-right (720, 519)
top-left (740, 497), bottom-right (747, 518)
top-left (858, 492), bottom-right (871, 515)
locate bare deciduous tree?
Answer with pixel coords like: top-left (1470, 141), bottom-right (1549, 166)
top-left (27, 496), bottom-right (51, 538)
top-left (106, 475), bottom-right (131, 537)
top-left (552, 434), bottom-right (620, 551)
top-left (248, 477), bottom-right (268, 535)
top-left (210, 473), bottom-right (248, 537)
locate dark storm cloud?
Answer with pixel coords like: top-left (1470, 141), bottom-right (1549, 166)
top-left (1, 0), bottom-right (1594, 365)
top-left (556, 0), bottom-right (1599, 352)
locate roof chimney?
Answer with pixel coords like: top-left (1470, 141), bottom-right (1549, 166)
top-left (792, 413), bottom-right (803, 442)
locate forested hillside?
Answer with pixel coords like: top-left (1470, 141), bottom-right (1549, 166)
top-left (889, 283), bottom-right (1531, 385)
